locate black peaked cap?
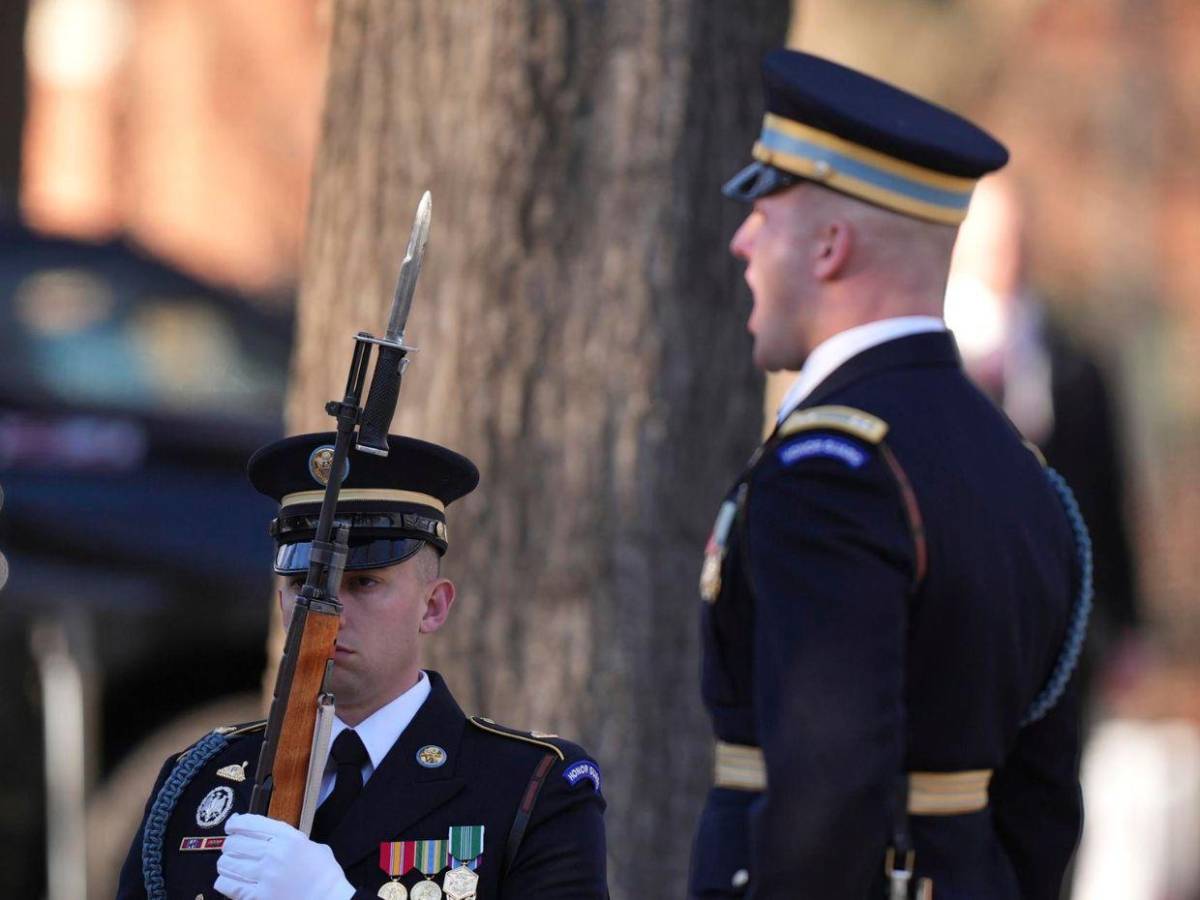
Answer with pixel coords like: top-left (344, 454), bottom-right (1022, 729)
top-left (247, 432), bottom-right (479, 572)
top-left (723, 49), bottom-right (1008, 222)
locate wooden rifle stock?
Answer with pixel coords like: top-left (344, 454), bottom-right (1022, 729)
top-left (254, 604), bottom-right (340, 825)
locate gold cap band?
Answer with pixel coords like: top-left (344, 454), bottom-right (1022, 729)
top-left (752, 113), bottom-right (976, 225)
top-left (280, 488), bottom-right (446, 512)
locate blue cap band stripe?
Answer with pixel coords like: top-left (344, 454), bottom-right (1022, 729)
top-left (758, 128), bottom-right (973, 209)
top-left (752, 113), bottom-right (977, 224)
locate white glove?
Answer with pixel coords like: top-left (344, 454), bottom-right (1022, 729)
top-left (214, 813), bottom-right (356, 900)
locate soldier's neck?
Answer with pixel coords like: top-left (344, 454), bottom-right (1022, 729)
top-left (335, 669), bottom-right (424, 727)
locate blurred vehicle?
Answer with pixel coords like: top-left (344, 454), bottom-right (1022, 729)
top-left (0, 221), bottom-right (292, 896)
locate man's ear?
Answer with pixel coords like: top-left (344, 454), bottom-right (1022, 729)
top-left (813, 219), bottom-right (854, 281)
top-left (418, 579), bottom-right (456, 634)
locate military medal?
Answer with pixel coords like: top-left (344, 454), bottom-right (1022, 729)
top-left (700, 498), bottom-right (738, 602)
top-left (442, 866), bottom-right (478, 900)
top-left (444, 825), bottom-right (484, 899)
top-left (410, 882), bottom-right (442, 900)
top-left (447, 824), bottom-right (484, 864)
top-left (441, 868), bottom-right (477, 900)
top-left (409, 839), bottom-right (448, 900)
top-left (379, 841), bottom-right (419, 900)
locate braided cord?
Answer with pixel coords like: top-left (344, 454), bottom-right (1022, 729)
top-left (142, 731), bottom-right (229, 900)
top-left (1021, 467), bottom-right (1094, 726)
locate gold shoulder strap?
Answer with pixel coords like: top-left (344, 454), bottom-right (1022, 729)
top-left (468, 716), bottom-right (565, 760)
top-left (214, 719), bottom-right (268, 738)
top-left (778, 405), bottom-right (889, 444)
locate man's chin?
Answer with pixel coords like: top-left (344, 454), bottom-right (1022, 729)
top-left (751, 344), bottom-right (784, 373)
top-left (328, 668), bottom-right (359, 699)
top-left (752, 338), bottom-right (808, 373)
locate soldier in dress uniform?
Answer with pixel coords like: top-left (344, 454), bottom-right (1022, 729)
top-left (116, 434), bottom-right (607, 900)
top-left (688, 50), bottom-right (1091, 899)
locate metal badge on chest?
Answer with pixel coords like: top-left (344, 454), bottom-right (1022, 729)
top-left (195, 785), bottom-right (235, 828)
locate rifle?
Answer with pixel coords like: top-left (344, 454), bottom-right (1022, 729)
top-left (249, 192), bottom-right (432, 830)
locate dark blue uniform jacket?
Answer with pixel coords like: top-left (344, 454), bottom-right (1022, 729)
top-left (117, 671), bottom-right (607, 899)
top-left (689, 331), bottom-right (1083, 899)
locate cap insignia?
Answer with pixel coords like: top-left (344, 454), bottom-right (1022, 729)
top-left (308, 445), bottom-right (348, 487)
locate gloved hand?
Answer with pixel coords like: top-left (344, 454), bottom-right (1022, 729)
top-left (215, 813), bottom-right (356, 900)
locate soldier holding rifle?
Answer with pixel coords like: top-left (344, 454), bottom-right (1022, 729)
top-left (116, 196), bottom-right (607, 900)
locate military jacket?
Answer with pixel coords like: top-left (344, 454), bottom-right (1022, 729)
top-left (117, 671), bottom-right (607, 900)
top-left (688, 331), bottom-right (1083, 899)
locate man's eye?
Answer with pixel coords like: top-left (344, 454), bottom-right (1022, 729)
top-left (352, 576), bottom-right (378, 589)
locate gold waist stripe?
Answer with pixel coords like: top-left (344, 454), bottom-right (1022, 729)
top-left (907, 768), bottom-right (993, 815)
top-left (713, 741), bottom-right (992, 815)
top-left (713, 741), bottom-right (768, 791)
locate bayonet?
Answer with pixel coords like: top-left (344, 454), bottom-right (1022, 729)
top-left (355, 192), bottom-right (432, 456)
top-left (383, 190), bottom-right (431, 344)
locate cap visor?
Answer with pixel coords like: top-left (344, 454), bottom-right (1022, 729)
top-left (722, 161), bottom-right (798, 201)
top-left (274, 537), bottom-right (426, 575)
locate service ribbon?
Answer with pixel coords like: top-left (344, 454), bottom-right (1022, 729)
top-left (415, 839), bottom-right (448, 876)
top-left (448, 855), bottom-right (481, 871)
top-left (379, 841), bottom-right (418, 877)
top-left (447, 825), bottom-right (485, 864)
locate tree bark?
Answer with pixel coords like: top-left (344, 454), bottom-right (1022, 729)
top-left (0, 0), bottom-right (27, 217)
top-left (287, 2), bottom-right (789, 894)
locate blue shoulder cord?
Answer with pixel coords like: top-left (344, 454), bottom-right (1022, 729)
top-left (1021, 467), bottom-right (1094, 726)
top-left (142, 731), bottom-right (230, 900)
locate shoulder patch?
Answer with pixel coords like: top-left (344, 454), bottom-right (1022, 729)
top-left (778, 435), bottom-right (869, 469)
top-left (563, 758), bottom-right (602, 793)
top-left (779, 405), bottom-right (889, 444)
top-left (468, 716), bottom-right (565, 761)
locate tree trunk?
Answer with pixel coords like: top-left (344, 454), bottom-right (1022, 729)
top-left (0, 0), bottom-right (27, 217)
top-left (286, 2), bottom-right (789, 894)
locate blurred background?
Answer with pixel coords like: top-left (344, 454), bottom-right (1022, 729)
top-left (1, 1), bottom-right (1197, 898)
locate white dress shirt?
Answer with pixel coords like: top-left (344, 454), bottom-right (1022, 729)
top-left (775, 316), bottom-right (947, 423)
top-left (317, 670), bottom-right (432, 804)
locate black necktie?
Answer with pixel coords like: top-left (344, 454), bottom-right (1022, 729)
top-left (311, 729), bottom-right (369, 842)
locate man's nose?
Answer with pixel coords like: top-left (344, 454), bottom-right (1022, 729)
top-left (729, 215), bottom-right (756, 260)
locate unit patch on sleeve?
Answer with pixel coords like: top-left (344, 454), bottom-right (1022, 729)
top-left (563, 759), bottom-right (602, 793)
top-left (778, 435), bottom-right (868, 469)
